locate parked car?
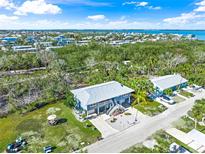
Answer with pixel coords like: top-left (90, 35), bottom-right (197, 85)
top-left (97, 137), bottom-right (104, 141)
top-left (169, 142), bottom-right (190, 153)
top-left (6, 137), bottom-right (27, 153)
top-left (192, 84), bottom-right (203, 91)
top-left (160, 95), bottom-right (175, 105)
top-left (43, 146), bottom-right (53, 153)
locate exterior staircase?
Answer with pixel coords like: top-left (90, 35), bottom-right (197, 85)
top-left (106, 102), bottom-right (115, 115)
top-left (107, 104), bottom-right (126, 116)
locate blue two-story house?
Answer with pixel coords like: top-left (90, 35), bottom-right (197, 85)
top-left (71, 81), bottom-right (134, 116)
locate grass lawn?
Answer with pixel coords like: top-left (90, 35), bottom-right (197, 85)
top-left (172, 95), bottom-right (186, 103)
top-left (134, 101), bottom-right (167, 116)
top-left (122, 130), bottom-right (197, 153)
top-left (179, 90), bottom-right (194, 98)
top-left (173, 116), bottom-right (205, 134)
top-left (122, 144), bottom-right (153, 153)
top-left (0, 100), bottom-right (101, 153)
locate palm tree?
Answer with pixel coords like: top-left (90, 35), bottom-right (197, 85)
top-left (131, 91), bottom-right (147, 106)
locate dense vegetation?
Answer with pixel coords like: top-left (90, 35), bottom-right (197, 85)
top-left (0, 40), bottom-right (205, 116)
top-left (188, 99), bottom-right (205, 122)
top-left (54, 41), bottom-right (205, 86)
top-left (0, 52), bottom-right (43, 71)
top-left (0, 40), bottom-right (205, 152)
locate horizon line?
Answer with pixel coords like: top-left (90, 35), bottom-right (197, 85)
top-left (1, 29), bottom-right (205, 31)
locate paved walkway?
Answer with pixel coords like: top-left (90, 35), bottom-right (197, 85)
top-left (86, 91), bottom-right (205, 153)
top-left (90, 114), bottom-right (119, 138)
top-left (166, 128), bottom-right (193, 144)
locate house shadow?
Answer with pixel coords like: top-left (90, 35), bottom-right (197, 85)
top-left (57, 118), bottom-right (67, 125)
top-left (51, 146), bottom-right (57, 151)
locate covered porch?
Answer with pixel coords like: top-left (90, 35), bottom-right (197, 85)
top-left (87, 94), bottom-right (132, 115)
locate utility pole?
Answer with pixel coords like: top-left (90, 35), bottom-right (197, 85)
top-left (135, 110), bottom-right (138, 122)
top-left (195, 119), bottom-right (197, 129)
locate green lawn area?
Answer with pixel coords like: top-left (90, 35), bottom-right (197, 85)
top-left (122, 144), bottom-right (153, 153)
top-left (173, 116), bottom-right (205, 134)
top-left (122, 130), bottom-right (197, 153)
top-left (134, 101), bottom-right (167, 116)
top-left (0, 101), bottom-right (101, 153)
top-left (179, 90), bottom-right (194, 98)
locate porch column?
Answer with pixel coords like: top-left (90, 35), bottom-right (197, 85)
top-left (97, 103), bottom-right (99, 115)
top-left (128, 95), bottom-right (131, 104)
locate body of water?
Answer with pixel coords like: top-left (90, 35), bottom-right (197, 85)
top-left (69, 29), bottom-right (205, 40)
top-left (18, 29), bottom-right (205, 40)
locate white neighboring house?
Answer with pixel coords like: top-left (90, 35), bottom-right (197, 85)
top-left (71, 81), bottom-right (134, 116)
top-left (34, 42), bottom-right (53, 48)
top-left (45, 46), bottom-right (63, 51)
top-left (12, 45), bottom-right (37, 52)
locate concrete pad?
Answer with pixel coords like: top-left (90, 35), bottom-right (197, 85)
top-left (143, 139), bottom-right (157, 149)
top-left (188, 141), bottom-right (203, 151)
top-left (166, 128), bottom-right (193, 144)
top-left (177, 94), bottom-right (189, 100)
top-left (90, 115), bottom-right (119, 138)
top-left (100, 114), bottom-right (110, 121)
top-left (187, 129), bottom-right (205, 145)
top-left (173, 95), bottom-right (186, 103)
top-left (106, 107), bottom-right (150, 131)
top-left (198, 146), bottom-right (205, 153)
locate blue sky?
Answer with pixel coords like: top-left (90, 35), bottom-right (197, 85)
top-left (0, 0), bottom-right (205, 29)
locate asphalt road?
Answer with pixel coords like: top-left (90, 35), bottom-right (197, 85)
top-left (86, 91), bottom-right (205, 153)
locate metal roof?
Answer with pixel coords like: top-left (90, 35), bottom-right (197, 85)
top-left (187, 129), bottom-right (205, 146)
top-left (71, 81), bottom-right (134, 106)
top-left (151, 74), bottom-right (188, 91)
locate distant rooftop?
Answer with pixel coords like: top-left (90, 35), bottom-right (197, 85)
top-left (71, 81), bottom-right (134, 106)
top-left (151, 74), bottom-right (188, 91)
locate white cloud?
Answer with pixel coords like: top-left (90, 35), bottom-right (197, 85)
top-left (136, 2), bottom-right (148, 7)
top-left (148, 6), bottom-right (161, 10)
top-left (0, 15), bottom-right (160, 29)
top-left (14, 0), bottom-right (62, 16)
top-left (20, 20), bottom-right (70, 29)
top-left (196, 0), bottom-right (205, 6)
top-left (0, 14), bottom-right (19, 29)
top-left (163, 0), bottom-right (205, 25)
top-left (87, 15), bottom-right (106, 21)
top-left (123, 1), bottom-right (161, 10)
top-left (163, 12), bottom-right (200, 24)
top-left (0, 19), bottom-right (70, 29)
top-left (195, 0), bottom-right (205, 12)
top-left (48, 0), bottom-right (111, 7)
top-left (123, 1), bottom-right (148, 6)
top-left (195, 6), bottom-right (205, 12)
top-left (0, 14), bottom-right (18, 22)
top-left (73, 19), bottom-right (162, 29)
top-left (0, 0), bottom-right (16, 10)
top-left (0, 17), bottom-right (205, 30)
